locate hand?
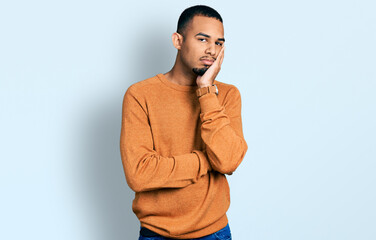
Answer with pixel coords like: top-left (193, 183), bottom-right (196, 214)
top-left (196, 45), bottom-right (225, 87)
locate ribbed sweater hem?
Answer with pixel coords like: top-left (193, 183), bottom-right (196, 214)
top-left (140, 214), bottom-right (228, 239)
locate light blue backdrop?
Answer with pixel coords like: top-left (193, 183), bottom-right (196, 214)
top-left (1, 0), bottom-right (375, 239)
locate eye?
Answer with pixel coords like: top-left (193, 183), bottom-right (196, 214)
top-left (216, 42), bottom-right (223, 46)
top-left (198, 38), bottom-right (207, 42)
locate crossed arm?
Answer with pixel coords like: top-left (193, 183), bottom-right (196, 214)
top-left (120, 85), bottom-right (248, 193)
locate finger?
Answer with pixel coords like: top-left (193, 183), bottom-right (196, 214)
top-left (215, 46), bottom-right (225, 66)
top-left (220, 46), bottom-right (225, 65)
top-left (220, 46), bottom-right (225, 59)
top-left (219, 46), bottom-right (224, 58)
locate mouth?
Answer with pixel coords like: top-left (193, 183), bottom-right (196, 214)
top-left (200, 59), bottom-right (214, 66)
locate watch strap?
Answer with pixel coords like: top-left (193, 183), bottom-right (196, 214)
top-left (196, 84), bottom-right (218, 98)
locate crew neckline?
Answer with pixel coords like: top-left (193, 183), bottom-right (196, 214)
top-left (156, 73), bottom-right (217, 92)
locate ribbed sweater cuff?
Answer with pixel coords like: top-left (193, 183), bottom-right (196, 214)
top-left (198, 92), bottom-right (221, 113)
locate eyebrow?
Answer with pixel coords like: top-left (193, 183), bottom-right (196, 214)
top-left (195, 32), bottom-right (225, 42)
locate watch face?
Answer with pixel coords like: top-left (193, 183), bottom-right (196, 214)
top-left (211, 85), bottom-right (218, 95)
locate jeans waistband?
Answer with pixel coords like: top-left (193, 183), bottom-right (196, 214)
top-left (139, 223), bottom-right (230, 238)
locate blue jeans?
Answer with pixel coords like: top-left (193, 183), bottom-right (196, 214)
top-left (138, 223), bottom-right (232, 240)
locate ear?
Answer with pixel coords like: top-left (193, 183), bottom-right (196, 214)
top-left (172, 32), bottom-right (183, 50)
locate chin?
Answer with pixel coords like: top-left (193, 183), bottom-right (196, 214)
top-left (192, 67), bottom-right (208, 76)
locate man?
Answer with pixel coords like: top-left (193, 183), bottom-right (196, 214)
top-left (120, 5), bottom-right (248, 240)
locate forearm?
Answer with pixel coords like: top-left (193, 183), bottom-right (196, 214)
top-left (120, 146), bottom-right (211, 192)
top-left (198, 90), bottom-right (248, 175)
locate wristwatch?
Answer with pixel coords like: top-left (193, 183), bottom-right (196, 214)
top-left (196, 84), bottom-right (219, 98)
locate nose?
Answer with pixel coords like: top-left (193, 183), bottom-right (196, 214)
top-left (205, 42), bottom-right (217, 56)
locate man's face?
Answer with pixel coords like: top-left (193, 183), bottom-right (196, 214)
top-left (179, 15), bottom-right (225, 76)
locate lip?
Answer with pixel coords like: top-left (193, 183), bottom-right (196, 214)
top-left (201, 59), bottom-right (214, 65)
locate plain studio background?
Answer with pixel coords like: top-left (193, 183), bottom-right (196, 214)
top-left (0, 0), bottom-right (375, 239)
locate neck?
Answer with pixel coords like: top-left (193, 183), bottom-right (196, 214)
top-left (164, 53), bottom-right (198, 87)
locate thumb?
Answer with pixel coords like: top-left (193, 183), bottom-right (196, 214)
top-left (196, 75), bottom-right (201, 84)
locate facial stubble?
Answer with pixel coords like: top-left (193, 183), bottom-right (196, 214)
top-left (192, 65), bottom-right (209, 76)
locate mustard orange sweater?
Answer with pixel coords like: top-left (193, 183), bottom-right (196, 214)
top-left (120, 73), bottom-right (248, 239)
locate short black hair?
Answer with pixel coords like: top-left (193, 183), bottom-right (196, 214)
top-left (176, 5), bottom-right (223, 38)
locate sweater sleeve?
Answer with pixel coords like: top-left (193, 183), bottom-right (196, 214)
top-left (120, 86), bottom-right (212, 193)
top-left (198, 85), bottom-right (248, 175)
